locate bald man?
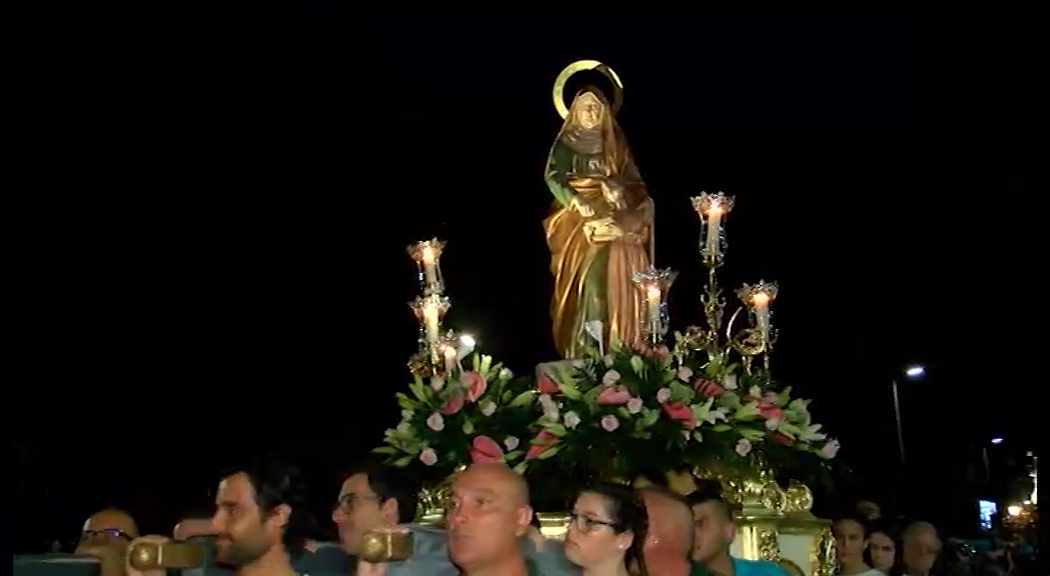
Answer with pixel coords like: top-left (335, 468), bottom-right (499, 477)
top-left (639, 487), bottom-right (709, 576)
top-left (78, 509), bottom-right (140, 554)
top-left (358, 463), bottom-right (561, 576)
top-left (75, 509), bottom-right (141, 576)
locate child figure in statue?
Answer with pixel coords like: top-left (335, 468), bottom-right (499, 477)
top-left (543, 88), bottom-right (654, 359)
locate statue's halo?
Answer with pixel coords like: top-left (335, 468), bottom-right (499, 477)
top-left (552, 60), bottom-right (624, 120)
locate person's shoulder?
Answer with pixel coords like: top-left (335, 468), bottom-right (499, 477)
top-left (732, 557), bottom-right (787, 576)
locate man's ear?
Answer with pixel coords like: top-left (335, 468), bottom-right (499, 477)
top-left (269, 504), bottom-right (291, 530)
top-left (381, 497), bottom-right (400, 524)
top-left (722, 519), bottom-right (737, 544)
top-left (515, 505), bottom-right (534, 537)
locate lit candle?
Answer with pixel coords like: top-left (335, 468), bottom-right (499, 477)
top-left (421, 245), bottom-right (438, 288)
top-left (704, 202), bottom-right (723, 256)
top-left (423, 304), bottom-right (440, 344)
top-left (443, 344), bottom-right (457, 374)
top-left (752, 291), bottom-right (770, 341)
top-left (646, 285), bottom-right (662, 332)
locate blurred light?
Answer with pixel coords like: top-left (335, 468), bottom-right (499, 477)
top-left (459, 334), bottom-right (475, 348)
top-left (1006, 505), bottom-right (1021, 517)
top-left (991, 437), bottom-right (1004, 444)
top-left (905, 366), bottom-right (925, 378)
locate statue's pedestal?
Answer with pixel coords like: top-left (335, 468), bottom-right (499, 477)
top-left (731, 512), bottom-right (833, 576)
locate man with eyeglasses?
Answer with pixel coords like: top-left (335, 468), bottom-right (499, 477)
top-left (77, 509), bottom-right (140, 555)
top-left (331, 464), bottom-right (421, 561)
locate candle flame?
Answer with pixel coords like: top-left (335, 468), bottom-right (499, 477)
top-left (752, 292), bottom-right (770, 307)
top-left (443, 345), bottom-right (457, 359)
top-left (423, 305), bottom-right (438, 320)
top-left (422, 245), bottom-right (435, 265)
top-left (708, 202), bottom-right (723, 217)
top-left (647, 285), bottom-right (661, 300)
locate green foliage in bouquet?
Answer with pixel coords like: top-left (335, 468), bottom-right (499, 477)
top-left (374, 354), bottom-right (538, 480)
top-left (522, 333), bottom-right (840, 484)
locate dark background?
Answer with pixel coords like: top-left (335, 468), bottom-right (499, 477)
top-left (18, 16), bottom-right (1038, 550)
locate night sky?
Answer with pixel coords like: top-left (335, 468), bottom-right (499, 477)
top-left (19, 17), bottom-right (1036, 550)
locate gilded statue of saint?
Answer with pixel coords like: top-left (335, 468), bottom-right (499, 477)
top-left (544, 88), bottom-right (654, 358)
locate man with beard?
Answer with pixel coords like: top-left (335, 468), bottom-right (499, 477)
top-left (210, 459), bottom-right (307, 576)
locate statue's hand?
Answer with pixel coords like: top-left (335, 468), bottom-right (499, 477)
top-left (571, 196), bottom-right (595, 217)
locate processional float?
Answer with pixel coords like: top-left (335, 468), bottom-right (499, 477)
top-left (376, 60), bottom-right (837, 576)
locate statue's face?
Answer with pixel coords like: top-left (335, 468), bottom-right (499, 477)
top-left (574, 92), bottom-right (604, 129)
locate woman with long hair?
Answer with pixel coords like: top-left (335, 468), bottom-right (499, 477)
top-left (833, 514), bottom-right (885, 576)
top-left (563, 482), bottom-right (649, 576)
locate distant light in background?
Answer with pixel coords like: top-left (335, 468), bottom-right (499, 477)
top-left (1006, 505), bottom-right (1021, 516)
top-left (905, 365), bottom-right (925, 378)
top-left (990, 437), bottom-right (1003, 445)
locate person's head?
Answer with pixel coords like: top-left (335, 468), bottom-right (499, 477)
top-left (331, 464), bottom-right (419, 554)
top-left (571, 90), bottom-right (606, 130)
top-left (564, 483), bottom-right (648, 574)
top-left (856, 500), bottom-right (881, 521)
top-left (639, 485), bottom-right (693, 556)
top-left (446, 463), bottom-right (532, 571)
top-left (901, 521), bottom-right (940, 575)
top-left (865, 521), bottom-right (898, 574)
top-left (210, 457), bottom-right (307, 567)
top-left (80, 508), bottom-right (140, 553)
top-left (832, 515), bottom-right (870, 568)
top-left (686, 487), bottom-right (735, 564)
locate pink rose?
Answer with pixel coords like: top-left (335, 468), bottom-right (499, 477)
top-left (419, 448), bottom-right (438, 466)
top-left (461, 371), bottom-right (487, 403)
top-left (694, 379), bottom-right (726, 397)
top-left (537, 375), bottom-right (560, 395)
top-left (525, 430), bottom-right (559, 460)
top-left (469, 435), bottom-right (505, 464)
top-left (439, 388), bottom-right (466, 415)
top-left (662, 402), bottom-right (696, 429)
top-left (596, 385), bottom-right (632, 406)
top-left (757, 402), bottom-right (784, 422)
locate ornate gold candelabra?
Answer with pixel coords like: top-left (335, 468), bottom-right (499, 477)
top-left (407, 238), bottom-right (455, 377)
top-left (686, 192), bottom-right (779, 378)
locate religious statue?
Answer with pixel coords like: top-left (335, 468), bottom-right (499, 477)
top-left (544, 61), bottom-right (654, 359)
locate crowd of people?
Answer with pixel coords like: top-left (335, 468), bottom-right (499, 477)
top-left (43, 457), bottom-right (1038, 576)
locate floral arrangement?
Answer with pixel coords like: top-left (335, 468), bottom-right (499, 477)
top-left (374, 354), bottom-right (538, 479)
top-left (520, 334), bottom-right (840, 484)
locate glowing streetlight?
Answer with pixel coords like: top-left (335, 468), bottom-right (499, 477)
top-left (892, 364), bottom-right (926, 466)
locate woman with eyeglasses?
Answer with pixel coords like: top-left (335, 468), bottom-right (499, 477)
top-left (564, 482), bottom-right (649, 576)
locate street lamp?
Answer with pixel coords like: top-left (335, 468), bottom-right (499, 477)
top-left (892, 365), bottom-right (925, 465)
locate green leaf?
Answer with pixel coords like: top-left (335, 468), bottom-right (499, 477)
top-left (583, 384), bottom-right (603, 406)
top-left (661, 368), bottom-right (677, 384)
top-left (513, 462), bottom-right (529, 474)
top-left (545, 423), bottom-right (568, 437)
top-left (508, 391), bottom-right (535, 408)
top-left (777, 386), bottom-right (793, 407)
top-left (409, 378), bottom-right (430, 403)
top-left (617, 407), bottom-right (632, 419)
top-left (642, 407), bottom-right (660, 427)
top-left (503, 449), bottom-right (523, 462)
top-left (472, 354), bottom-right (480, 371)
top-left (396, 392), bottom-right (418, 410)
top-left (372, 446), bottom-right (398, 455)
top-left (669, 381), bottom-right (694, 403)
top-left (739, 428), bottom-right (765, 442)
top-left (719, 392), bottom-right (742, 410)
top-left (462, 419), bottom-right (475, 434)
top-left (693, 430), bottom-right (704, 443)
top-left (537, 445), bottom-right (563, 460)
top-left (711, 424), bottom-right (732, 432)
top-left (501, 390), bottom-right (513, 403)
top-left (392, 455), bottom-right (414, 467)
top-left (557, 378), bottom-right (582, 401)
